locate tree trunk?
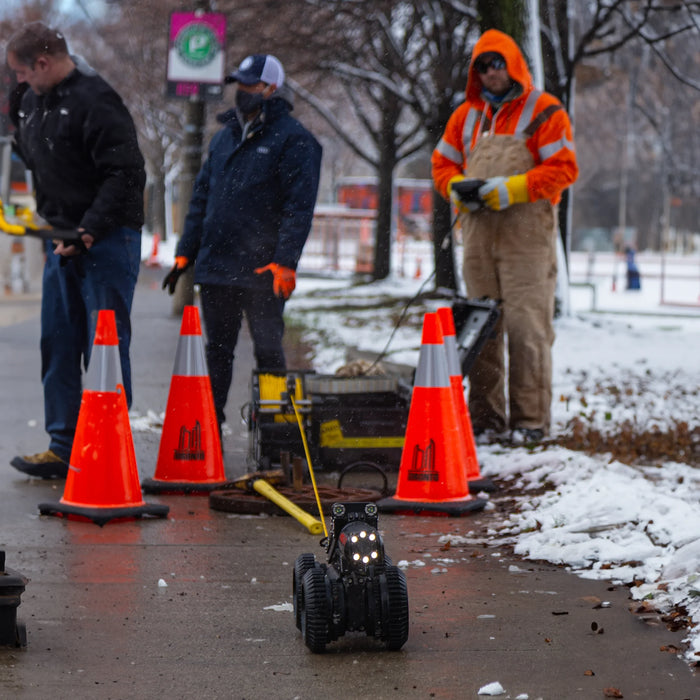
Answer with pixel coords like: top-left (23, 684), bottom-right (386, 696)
top-left (147, 173), bottom-right (167, 241)
top-left (372, 168), bottom-right (393, 281)
top-left (477, 0), bottom-right (527, 45)
top-left (433, 193), bottom-right (457, 291)
top-left (372, 96), bottom-right (399, 281)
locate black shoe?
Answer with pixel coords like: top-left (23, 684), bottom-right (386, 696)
top-left (11, 449), bottom-right (68, 479)
top-left (473, 428), bottom-right (508, 445)
top-left (510, 428), bottom-right (544, 446)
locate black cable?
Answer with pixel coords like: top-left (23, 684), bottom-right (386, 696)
top-left (358, 267), bottom-right (436, 376)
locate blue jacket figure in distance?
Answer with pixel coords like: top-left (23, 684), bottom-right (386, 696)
top-left (164, 54), bottom-right (322, 432)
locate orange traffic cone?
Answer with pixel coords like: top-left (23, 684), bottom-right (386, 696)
top-left (38, 310), bottom-right (169, 526)
top-left (145, 233), bottom-right (161, 268)
top-left (437, 306), bottom-right (496, 494)
top-left (142, 305), bottom-right (226, 494)
top-left (378, 312), bottom-right (486, 516)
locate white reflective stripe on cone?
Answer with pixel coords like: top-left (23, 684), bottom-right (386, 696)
top-left (413, 344), bottom-right (450, 388)
top-left (84, 344), bottom-right (122, 392)
top-left (173, 334), bottom-right (208, 377)
top-left (442, 334), bottom-right (461, 376)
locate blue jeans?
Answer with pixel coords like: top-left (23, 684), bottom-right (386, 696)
top-left (41, 228), bottom-right (141, 461)
top-left (200, 283), bottom-right (286, 425)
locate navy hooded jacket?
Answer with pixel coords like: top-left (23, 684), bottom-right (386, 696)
top-left (177, 92), bottom-right (322, 287)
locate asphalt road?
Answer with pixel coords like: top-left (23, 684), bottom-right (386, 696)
top-left (0, 264), bottom-right (697, 699)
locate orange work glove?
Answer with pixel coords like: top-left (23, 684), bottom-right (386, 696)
top-left (254, 263), bottom-right (296, 300)
top-left (162, 256), bottom-right (190, 295)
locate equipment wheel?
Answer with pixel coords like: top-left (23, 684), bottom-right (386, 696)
top-left (293, 553), bottom-right (317, 630)
top-left (381, 566), bottom-right (409, 650)
top-left (301, 567), bottom-right (330, 653)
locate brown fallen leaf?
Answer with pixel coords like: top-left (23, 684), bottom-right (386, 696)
top-left (584, 669), bottom-right (595, 676)
top-left (603, 688), bottom-right (623, 698)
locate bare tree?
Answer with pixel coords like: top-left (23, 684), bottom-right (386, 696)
top-left (283, 0), bottom-right (480, 285)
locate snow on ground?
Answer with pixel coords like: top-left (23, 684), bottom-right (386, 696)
top-left (144, 233), bottom-right (700, 665)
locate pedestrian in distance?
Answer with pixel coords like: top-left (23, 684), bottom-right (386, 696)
top-left (431, 29), bottom-right (578, 446)
top-left (6, 21), bottom-right (146, 478)
top-left (163, 54), bottom-right (322, 432)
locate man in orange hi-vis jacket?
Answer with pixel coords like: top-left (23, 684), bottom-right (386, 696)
top-left (431, 29), bottom-right (578, 446)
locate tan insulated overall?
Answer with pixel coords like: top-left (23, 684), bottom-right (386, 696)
top-left (461, 134), bottom-right (557, 434)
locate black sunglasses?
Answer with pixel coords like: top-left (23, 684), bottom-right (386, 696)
top-left (475, 57), bottom-right (506, 74)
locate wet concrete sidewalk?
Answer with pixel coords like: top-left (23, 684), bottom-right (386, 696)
top-left (0, 265), bottom-right (697, 699)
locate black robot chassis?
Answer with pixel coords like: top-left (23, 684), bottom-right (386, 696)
top-left (293, 502), bottom-right (409, 653)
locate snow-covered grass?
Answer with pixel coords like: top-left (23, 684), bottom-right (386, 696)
top-left (143, 232), bottom-right (700, 665)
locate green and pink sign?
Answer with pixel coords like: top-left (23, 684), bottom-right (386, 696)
top-left (166, 12), bottom-right (226, 100)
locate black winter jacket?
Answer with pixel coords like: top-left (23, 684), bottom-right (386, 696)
top-left (176, 94), bottom-right (322, 287)
top-left (12, 60), bottom-right (145, 240)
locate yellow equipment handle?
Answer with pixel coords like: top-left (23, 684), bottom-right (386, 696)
top-left (0, 200), bottom-right (26, 235)
top-left (251, 479), bottom-right (324, 535)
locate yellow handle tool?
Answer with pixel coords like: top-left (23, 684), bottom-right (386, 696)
top-left (251, 479), bottom-right (324, 535)
top-left (0, 200), bottom-right (26, 235)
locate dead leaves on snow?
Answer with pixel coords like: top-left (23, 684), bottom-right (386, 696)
top-left (557, 415), bottom-right (699, 466)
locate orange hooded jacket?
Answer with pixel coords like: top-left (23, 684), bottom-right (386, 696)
top-left (431, 29), bottom-right (578, 205)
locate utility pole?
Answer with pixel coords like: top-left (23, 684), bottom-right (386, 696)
top-left (166, 0), bottom-right (225, 315)
top-left (171, 96), bottom-right (204, 314)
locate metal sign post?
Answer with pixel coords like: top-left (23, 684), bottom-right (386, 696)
top-left (166, 8), bottom-right (226, 314)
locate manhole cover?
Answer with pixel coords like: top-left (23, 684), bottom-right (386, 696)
top-left (209, 484), bottom-right (383, 516)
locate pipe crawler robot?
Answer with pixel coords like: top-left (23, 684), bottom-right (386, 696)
top-left (293, 502), bottom-right (409, 653)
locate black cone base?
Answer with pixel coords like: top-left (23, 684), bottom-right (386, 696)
top-left (38, 501), bottom-right (169, 527)
top-left (377, 495), bottom-right (486, 516)
top-left (468, 477), bottom-right (497, 494)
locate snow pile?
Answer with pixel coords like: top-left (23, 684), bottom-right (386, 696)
top-left (474, 446), bottom-right (700, 662)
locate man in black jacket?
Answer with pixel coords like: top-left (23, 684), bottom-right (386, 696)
top-left (6, 22), bottom-right (146, 478)
top-left (164, 54), bottom-right (322, 432)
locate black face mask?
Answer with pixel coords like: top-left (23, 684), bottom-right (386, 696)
top-left (235, 90), bottom-right (264, 116)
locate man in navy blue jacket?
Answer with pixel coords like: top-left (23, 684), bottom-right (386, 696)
top-left (164, 54), bottom-right (322, 431)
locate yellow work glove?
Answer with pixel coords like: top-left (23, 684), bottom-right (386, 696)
top-left (162, 256), bottom-right (190, 295)
top-left (255, 263), bottom-right (296, 300)
top-left (447, 175), bottom-right (479, 214)
top-left (478, 174), bottom-right (530, 211)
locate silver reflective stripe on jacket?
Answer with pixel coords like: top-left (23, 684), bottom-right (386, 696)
top-left (435, 137), bottom-right (462, 164)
